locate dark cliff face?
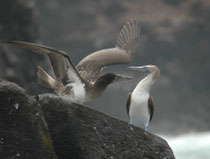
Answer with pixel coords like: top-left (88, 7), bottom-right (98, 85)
top-left (0, 79), bottom-right (175, 159)
top-left (0, 0), bottom-right (49, 95)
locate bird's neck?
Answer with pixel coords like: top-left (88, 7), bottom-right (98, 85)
top-left (134, 73), bottom-right (158, 94)
top-left (87, 76), bottom-right (112, 99)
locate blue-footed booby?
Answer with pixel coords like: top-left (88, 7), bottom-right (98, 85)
top-left (126, 65), bottom-right (160, 130)
top-left (3, 19), bottom-right (140, 104)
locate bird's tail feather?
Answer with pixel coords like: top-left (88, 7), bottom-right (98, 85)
top-left (37, 66), bottom-right (64, 90)
top-left (116, 18), bottom-right (140, 55)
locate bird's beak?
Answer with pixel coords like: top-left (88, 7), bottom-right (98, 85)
top-left (114, 74), bottom-right (132, 82)
top-left (127, 65), bottom-right (149, 72)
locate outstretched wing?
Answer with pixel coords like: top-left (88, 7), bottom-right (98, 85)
top-left (148, 96), bottom-right (154, 122)
top-left (3, 41), bottom-right (84, 85)
top-left (76, 18), bottom-right (140, 82)
top-left (126, 92), bottom-right (132, 117)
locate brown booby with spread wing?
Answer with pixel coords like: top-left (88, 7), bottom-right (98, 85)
top-left (3, 19), bottom-right (140, 104)
top-left (126, 65), bottom-right (160, 131)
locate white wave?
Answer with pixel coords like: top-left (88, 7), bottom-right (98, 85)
top-left (161, 132), bottom-right (210, 159)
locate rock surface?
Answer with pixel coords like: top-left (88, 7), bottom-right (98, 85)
top-left (40, 95), bottom-right (175, 159)
top-left (0, 80), bottom-right (57, 159)
top-left (0, 79), bottom-right (175, 159)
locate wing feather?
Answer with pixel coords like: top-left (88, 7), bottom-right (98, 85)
top-left (3, 41), bottom-right (84, 85)
top-left (76, 19), bottom-right (140, 82)
top-left (148, 96), bottom-right (154, 122)
top-left (126, 92), bottom-right (132, 117)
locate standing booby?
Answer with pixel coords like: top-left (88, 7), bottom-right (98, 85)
top-left (3, 19), bottom-right (140, 104)
top-left (126, 65), bottom-right (160, 130)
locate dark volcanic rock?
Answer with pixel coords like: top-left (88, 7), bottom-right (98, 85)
top-left (0, 80), bottom-right (58, 159)
top-left (39, 95), bottom-right (175, 159)
top-left (0, 79), bottom-right (175, 159)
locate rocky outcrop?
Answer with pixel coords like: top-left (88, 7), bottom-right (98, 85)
top-left (0, 79), bottom-right (175, 159)
top-left (0, 80), bottom-right (57, 159)
top-left (40, 95), bottom-right (175, 159)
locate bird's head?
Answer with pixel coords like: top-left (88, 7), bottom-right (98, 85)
top-left (127, 65), bottom-right (160, 77)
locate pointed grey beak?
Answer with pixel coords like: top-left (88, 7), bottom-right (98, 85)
top-left (127, 65), bottom-right (149, 72)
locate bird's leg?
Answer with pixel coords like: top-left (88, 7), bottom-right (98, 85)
top-left (144, 126), bottom-right (148, 131)
top-left (144, 126), bottom-right (149, 135)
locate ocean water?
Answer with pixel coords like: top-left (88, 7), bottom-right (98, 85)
top-left (161, 132), bottom-right (210, 159)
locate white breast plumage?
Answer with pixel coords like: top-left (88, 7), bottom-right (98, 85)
top-left (129, 92), bottom-right (150, 128)
top-left (66, 82), bottom-right (86, 103)
top-left (127, 65), bottom-right (160, 131)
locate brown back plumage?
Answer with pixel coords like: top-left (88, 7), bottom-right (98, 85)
top-left (148, 96), bottom-right (154, 122)
top-left (126, 92), bottom-right (132, 117)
